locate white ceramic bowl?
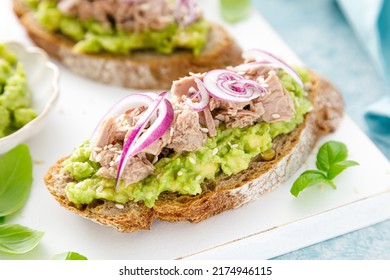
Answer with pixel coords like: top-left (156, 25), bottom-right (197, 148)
top-left (0, 42), bottom-right (59, 154)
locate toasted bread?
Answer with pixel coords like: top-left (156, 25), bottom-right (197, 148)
top-left (44, 72), bottom-right (344, 232)
top-left (13, 0), bottom-right (243, 89)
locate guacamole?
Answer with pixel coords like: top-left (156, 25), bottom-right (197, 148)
top-left (27, 0), bottom-right (209, 56)
top-left (0, 44), bottom-right (37, 139)
top-left (62, 69), bottom-right (312, 208)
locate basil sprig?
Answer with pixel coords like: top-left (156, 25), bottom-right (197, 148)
top-left (0, 224), bottom-right (44, 255)
top-left (291, 141), bottom-right (359, 197)
top-left (0, 145), bottom-right (87, 258)
top-left (0, 144), bottom-right (43, 255)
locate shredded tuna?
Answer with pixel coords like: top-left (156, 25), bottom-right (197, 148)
top-left (95, 145), bottom-right (154, 185)
top-left (57, 0), bottom-right (202, 33)
top-left (93, 114), bottom-right (117, 148)
top-left (199, 108), bottom-right (216, 137)
top-left (142, 129), bottom-right (171, 157)
top-left (171, 73), bottom-right (205, 102)
top-left (261, 71), bottom-right (296, 122)
top-left (167, 103), bottom-right (207, 152)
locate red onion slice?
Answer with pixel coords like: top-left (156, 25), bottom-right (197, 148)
top-left (242, 49), bottom-right (304, 87)
top-left (90, 93), bottom-right (157, 147)
top-left (203, 69), bottom-right (267, 103)
top-left (184, 77), bottom-right (210, 111)
top-left (116, 91), bottom-right (173, 190)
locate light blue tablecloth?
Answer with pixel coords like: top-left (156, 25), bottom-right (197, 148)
top-left (253, 0), bottom-right (390, 259)
top-left (337, 0), bottom-right (390, 161)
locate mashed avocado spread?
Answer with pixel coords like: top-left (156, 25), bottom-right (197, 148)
top-left (26, 0), bottom-right (209, 55)
top-left (62, 69), bottom-right (312, 208)
top-left (0, 44), bottom-right (37, 139)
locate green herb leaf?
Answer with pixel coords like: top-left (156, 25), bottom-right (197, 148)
top-left (0, 217), bottom-right (4, 224)
top-left (327, 160), bottom-right (359, 180)
top-left (0, 144), bottom-right (33, 217)
top-left (52, 252), bottom-right (88, 260)
top-left (0, 224), bottom-right (44, 255)
top-left (290, 170), bottom-right (335, 197)
top-left (316, 141), bottom-right (348, 172)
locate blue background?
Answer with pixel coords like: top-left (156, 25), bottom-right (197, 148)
top-left (253, 0), bottom-right (390, 259)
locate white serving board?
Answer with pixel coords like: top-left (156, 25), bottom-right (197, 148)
top-left (1, 0), bottom-right (389, 260)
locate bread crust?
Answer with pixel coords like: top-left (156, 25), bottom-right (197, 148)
top-left (13, 0), bottom-right (243, 89)
top-left (44, 72), bottom-right (344, 232)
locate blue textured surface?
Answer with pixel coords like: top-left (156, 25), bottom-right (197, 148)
top-left (253, 0), bottom-right (390, 259)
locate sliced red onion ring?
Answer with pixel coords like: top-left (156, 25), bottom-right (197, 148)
top-left (184, 77), bottom-right (210, 111)
top-left (203, 69), bottom-right (267, 103)
top-left (242, 49), bottom-right (304, 87)
top-left (116, 91), bottom-right (173, 190)
top-left (90, 93), bottom-right (157, 147)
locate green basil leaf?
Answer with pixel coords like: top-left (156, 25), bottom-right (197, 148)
top-left (0, 144), bottom-right (33, 217)
top-left (0, 224), bottom-right (44, 255)
top-left (290, 170), bottom-right (335, 197)
top-left (327, 160), bottom-right (359, 180)
top-left (316, 141), bottom-right (348, 172)
top-left (52, 252), bottom-right (88, 260)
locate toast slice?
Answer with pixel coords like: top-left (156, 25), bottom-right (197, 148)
top-left (13, 0), bottom-right (243, 89)
top-left (44, 72), bottom-right (344, 232)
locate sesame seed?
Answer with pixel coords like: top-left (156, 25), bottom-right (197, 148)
top-left (110, 147), bottom-right (117, 152)
top-left (212, 148), bottom-right (218, 155)
top-left (196, 175), bottom-right (201, 181)
top-left (307, 106), bottom-right (313, 112)
top-left (93, 147), bottom-right (102, 152)
top-left (257, 77), bottom-right (265, 83)
top-left (177, 171), bottom-right (183, 176)
top-left (95, 153), bottom-right (102, 162)
top-left (272, 113), bottom-right (281, 119)
top-left (189, 157), bottom-right (196, 164)
top-left (115, 204), bottom-right (124, 209)
top-left (189, 87), bottom-right (196, 94)
top-left (108, 144), bottom-right (113, 149)
top-left (96, 186), bottom-right (103, 193)
top-left (109, 161), bottom-right (115, 167)
top-left (231, 144), bottom-right (238, 149)
top-left (200, 127), bottom-right (209, 133)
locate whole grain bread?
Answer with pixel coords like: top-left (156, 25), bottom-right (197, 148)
top-left (44, 72), bottom-right (344, 232)
top-left (13, 0), bottom-right (243, 89)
